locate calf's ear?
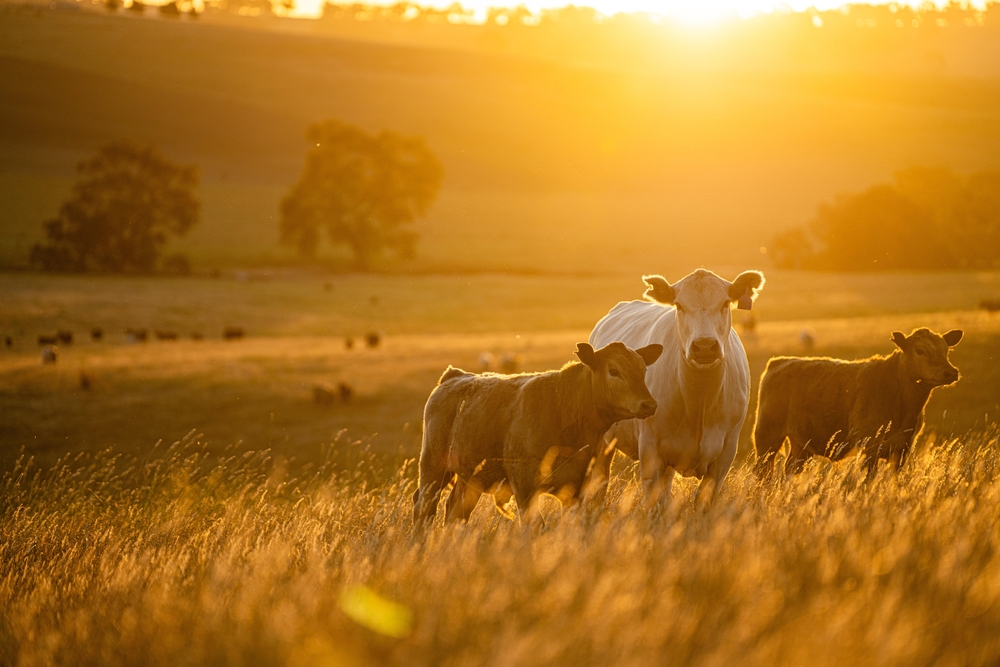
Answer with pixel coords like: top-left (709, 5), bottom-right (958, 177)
top-left (728, 270), bottom-right (766, 302)
top-left (891, 331), bottom-right (908, 349)
top-left (576, 342), bottom-right (598, 369)
top-left (636, 344), bottom-right (663, 367)
top-left (943, 329), bottom-right (963, 347)
top-left (643, 275), bottom-right (676, 304)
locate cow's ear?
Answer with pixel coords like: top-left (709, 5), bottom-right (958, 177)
top-left (643, 275), bottom-right (675, 304)
top-left (636, 344), bottom-right (663, 367)
top-left (576, 342), bottom-right (598, 369)
top-left (728, 270), bottom-right (766, 302)
top-left (891, 331), bottom-right (908, 349)
top-left (943, 329), bottom-right (964, 347)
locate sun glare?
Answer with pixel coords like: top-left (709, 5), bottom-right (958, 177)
top-left (293, 0), bottom-right (988, 23)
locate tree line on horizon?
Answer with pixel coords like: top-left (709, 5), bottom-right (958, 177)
top-left (29, 121), bottom-right (442, 274)
top-left (318, 1), bottom-right (1000, 31)
top-left (771, 167), bottom-right (1000, 271)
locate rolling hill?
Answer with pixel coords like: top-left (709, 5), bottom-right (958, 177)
top-left (2, 7), bottom-right (1000, 272)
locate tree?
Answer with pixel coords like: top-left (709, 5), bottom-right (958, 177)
top-left (31, 142), bottom-right (199, 273)
top-left (808, 185), bottom-right (951, 271)
top-left (280, 119), bottom-right (443, 270)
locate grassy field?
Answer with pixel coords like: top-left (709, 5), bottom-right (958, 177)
top-left (2, 270), bottom-right (998, 473)
top-left (2, 427), bottom-right (999, 666)
top-left (2, 269), bottom-right (1000, 664)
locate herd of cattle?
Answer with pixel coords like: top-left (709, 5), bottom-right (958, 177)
top-left (413, 268), bottom-right (965, 525)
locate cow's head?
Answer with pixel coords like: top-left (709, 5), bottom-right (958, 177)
top-left (891, 328), bottom-right (962, 387)
top-left (643, 269), bottom-right (765, 370)
top-left (576, 341), bottom-right (662, 420)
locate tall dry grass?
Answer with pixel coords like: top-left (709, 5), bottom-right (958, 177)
top-left (2, 429), bottom-right (1000, 667)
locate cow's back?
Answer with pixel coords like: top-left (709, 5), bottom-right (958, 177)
top-left (590, 300), bottom-right (676, 350)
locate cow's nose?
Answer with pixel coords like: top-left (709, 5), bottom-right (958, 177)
top-left (946, 368), bottom-right (960, 383)
top-left (690, 338), bottom-right (721, 359)
top-left (637, 399), bottom-right (657, 417)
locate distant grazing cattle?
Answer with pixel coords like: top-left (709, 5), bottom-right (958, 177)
top-left (499, 352), bottom-right (522, 374)
top-left (753, 327), bottom-right (963, 474)
top-left (313, 381), bottom-right (354, 405)
top-left (313, 382), bottom-right (336, 406)
top-left (125, 328), bottom-right (148, 343)
top-left (979, 298), bottom-right (1000, 313)
top-left (155, 331), bottom-right (179, 341)
top-left (38, 334), bottom-right (58, 346)
top-left (56, 330), bottom-right (73, 345)
top-left (90, 327), bottom-right (103, 342)
top-left (338, 381), bottom-right (353, 403)
top-left (590, 269), bottom-right (766, 504)
top-left (799, 327), bottom-right (817, 352)
top-left (41, 345), bottom-right (59, 363)
top-left (222, 326), bottom-right (244, 341)
top-left (344, 336), bottom-right (354, 350)
top-left (191, 332), bottom-right (204, 341)
top-left (4, 336), bottom-right (11, 348)
top-left (413, 341), bottom-right (662, 525)
top-left (79, 371), bottom-right (92, 390)
top-left (365, 332), bottom-right (381, 348)
top-left (478, 351), bottom-right (495, 371)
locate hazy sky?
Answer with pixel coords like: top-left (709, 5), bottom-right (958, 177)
top-left (296, 1), bottom-right (986, 22)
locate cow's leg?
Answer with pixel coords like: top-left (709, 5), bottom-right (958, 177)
top-left (445, 476), bottom-right (482, 522)
top-left (582, 437), bottom-right (616, 509)
top-left (753, 414), bottom-right (786, 478)
top-left (638, 437), bottom-right (669, 505)
top-left (413, 431), bottom-right (452, 525)
top-left (784, 438), bottom-right (809, 475)
top-left (413, 471), bottom-right (453, 526)
top-left (491, 479), bottom-right (514, 515)
top-left (508, 460), bottom-right (549, 528)
top-left (697, 429), bottom-right (739, 505)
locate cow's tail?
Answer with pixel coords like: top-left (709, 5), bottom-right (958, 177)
top-left (438, 366), bottom-right (469, 385)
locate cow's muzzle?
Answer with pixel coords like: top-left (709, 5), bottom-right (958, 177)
top-left (688, 337), bottom-right (723, 369)
top-left (940, 367), bottom-right (960, 385)
top-left (632, 399), bottom-right (657, 420)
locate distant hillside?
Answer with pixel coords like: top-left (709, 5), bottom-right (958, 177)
top-left (2, 9), bottom-right (1000, 273)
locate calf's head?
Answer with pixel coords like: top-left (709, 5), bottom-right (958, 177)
top-left (892, 328), bottom-right (962, 387)
top-left (642, 269), bottom-right (765, 370)
top-left (576, 341), bottom-right (662, 420)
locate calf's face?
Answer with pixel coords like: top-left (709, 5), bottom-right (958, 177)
top-left (892, 328), bottom-right (963, 386)
top-left (643, 269), bottom-right (765, 370)
top-left (576, 342), bottom-right (662, 420)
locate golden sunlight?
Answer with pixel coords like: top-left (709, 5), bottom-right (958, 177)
top-left (292, 0), bottom-right (988, 23)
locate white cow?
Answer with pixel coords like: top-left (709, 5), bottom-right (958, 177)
top-left (589, 269), bottom-right (765, 503)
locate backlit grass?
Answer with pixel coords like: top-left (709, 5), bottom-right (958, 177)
top-left (2, 429), bottom-right (999, 666)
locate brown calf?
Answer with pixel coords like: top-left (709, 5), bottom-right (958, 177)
top-left (413, 341), bottom-right (662, 525)
top-left (753, 327), bottom-right (962, 474)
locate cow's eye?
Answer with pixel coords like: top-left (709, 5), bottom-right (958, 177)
top-left (915, 348), bottom-right (925, 356)
top-left (609, 368), bottom-right (621, 378)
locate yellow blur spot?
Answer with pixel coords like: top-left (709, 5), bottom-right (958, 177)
top-left (338, 584), bottom-right (413, 638)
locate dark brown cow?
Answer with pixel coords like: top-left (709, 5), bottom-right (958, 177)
top-left (753, 327), bottom-right (962, 474)
top-left (413, 341), bottom-right (663, 525)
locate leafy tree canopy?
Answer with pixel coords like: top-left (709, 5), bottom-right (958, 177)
top-left (280, 119), bottom-right (443, 270)
top-left (771, 167), bottom-right (1000, 271)
top-left (31, 142), bottom-right (199, 273)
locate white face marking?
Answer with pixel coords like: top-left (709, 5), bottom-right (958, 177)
top-left (672, 273), bottom-right (732, 369)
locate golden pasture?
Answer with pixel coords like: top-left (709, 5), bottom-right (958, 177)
top-left (2, 270), bottom-right (998, 471)
top-left (2, 269), bottom-right (1000, 665)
